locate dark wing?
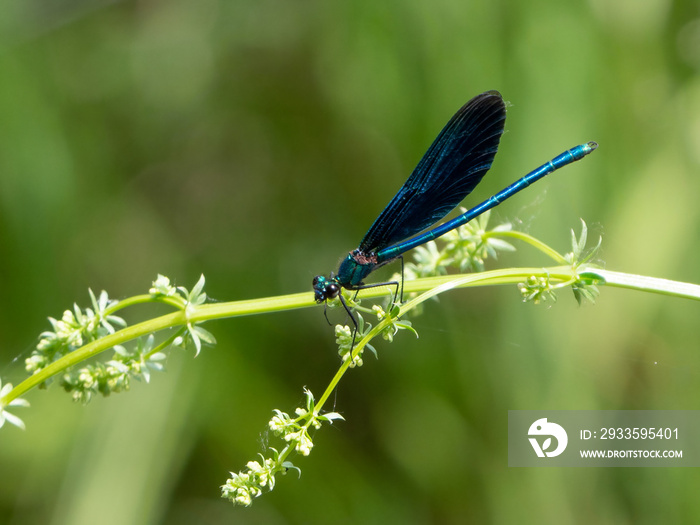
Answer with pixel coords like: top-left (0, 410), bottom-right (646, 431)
top-left (358, 91), bottom-right (506, 253)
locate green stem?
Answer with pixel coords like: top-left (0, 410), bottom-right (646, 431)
top-left (579, 268), bottom-right (700, 300)
top-left (5, 266), bottom-right (699, 407)
top-left (314, 322), bottom-right (385, 413)
top-left (146, 328), bottom-right (188, 358)
top-left (486, 230), bottom-right (569, 264)
top-left (313, 267), bottom-right (582, 414)
top-left (310, 266), bottom-right (700, 416)
top-left (106, 294), bottom-right (185, 313)
top-left (5, 311), bottom-right (186, 402)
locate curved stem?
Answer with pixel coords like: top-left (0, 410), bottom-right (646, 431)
top-left (485, 230), bottom-right (568, 264)
top-left (5, 311), bottom-right (185, 402)
top-left (106, 294), bottom-right (186, 313)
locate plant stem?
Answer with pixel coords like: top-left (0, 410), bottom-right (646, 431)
top-left (4, 265), bottom-right (699, 407)
top-left (579, 269), bottom-right (700, 300)
top-left (486, 230), bottom-right (568, 264)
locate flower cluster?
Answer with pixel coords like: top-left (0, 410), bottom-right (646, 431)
top-left (565, 220), bottom-right (601, 305)
top-left (518, 274), bottom-right (557, 304)
top-left (268, 387), bottom-right (343, 455)
top-left (518, 220), bottom-right (601, 305)
top-left (393, 211), bottom-right (516, 318)
top-left (23, 275), bottom-right (215, 406)
top-left (221, 454), bottom-right (282, 507)
top-left (333, 299), bottom-right (416, 365)
top-left (269, 409), bottom-right (315, 456)
top-left (149, 274), bottom-right (178, 297)
top-left (60, 336), bottom-right (166, 404)
top-left (403, 210), bottom-right (514, 281)
top-left (221, 388), bottom-right (343, 507)
top-left (26, 290), bottom-right (126, 375)
top-left (371, 304), bottom-right (416, 344)
top-left (335, 324), bottom-right (366, 367)
top-left (161, 274), bottom-right (216, 357)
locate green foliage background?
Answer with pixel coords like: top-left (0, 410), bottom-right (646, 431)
top-left (1, 1), bottom-right (700, 523)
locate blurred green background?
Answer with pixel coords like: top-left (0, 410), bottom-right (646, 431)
top-left (1, 1), bottom-right (700, 523)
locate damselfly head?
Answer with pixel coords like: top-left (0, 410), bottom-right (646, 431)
top-left (312, 275), bottom-right (341, 303)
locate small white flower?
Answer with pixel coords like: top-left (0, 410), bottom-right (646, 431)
top-left (284, 430), bottom-right (301, 443)
top-left (372, 304), bottom-right (386, 319)
top-left (150, 274), bottom-right (177, 296)
top-left (235, 489), bottom-right (252, 506)
top-left (268, 410), bottom-right (292, 434)
top-left (0, 380), bottom-right (30, 431)
top-left (295, 431), bottom-right (314, 456)
top-left (246, 460), bottom-right (262, 472)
